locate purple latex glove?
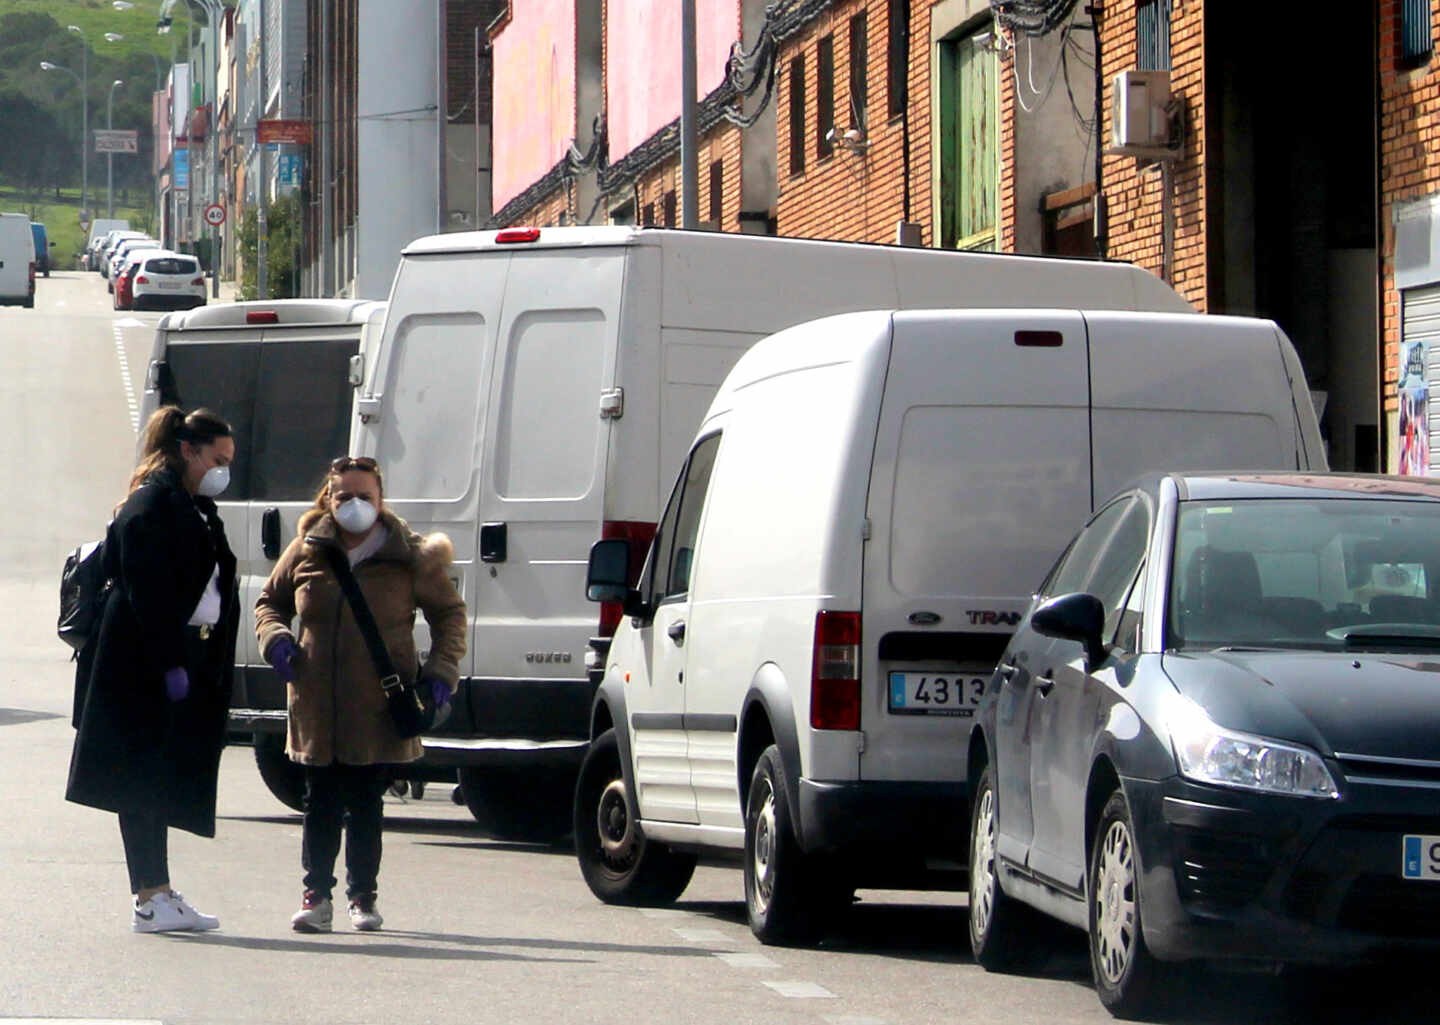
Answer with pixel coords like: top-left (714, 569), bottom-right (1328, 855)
top-left (426, 678), bottom-right (452, 707)
top-left (267, 636), bottom-right (299, 683)
top-left (164, 666), bottom-right (190, 702)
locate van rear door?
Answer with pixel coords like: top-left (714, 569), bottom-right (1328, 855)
top-left (859, 310), bottom-right (1093, 784)
top-left (142, 315), bottom-right (361, 669)
top-left (1086, 312), bottom-right (1307, 502)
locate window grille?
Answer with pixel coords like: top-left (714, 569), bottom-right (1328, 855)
top-left (1137, 0), bottom-right (1171, 72)
top-left (1403, 0), bottom-right (1433, 62)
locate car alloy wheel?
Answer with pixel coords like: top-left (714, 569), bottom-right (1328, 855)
top-left (1093, 818), bottom-right (1138, 986)
top-left (970, 782), bottom-right (999, 939)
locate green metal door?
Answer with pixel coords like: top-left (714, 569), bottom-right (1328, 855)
top-left (939, 31), bottom-right (997, 250)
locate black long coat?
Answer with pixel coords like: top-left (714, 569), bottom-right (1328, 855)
top-left (66, 470), bottom-right (239, 837)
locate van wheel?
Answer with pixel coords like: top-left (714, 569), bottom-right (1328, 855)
top-left (574, 729), bottom-right (697, 905)
top-left (1089, 789), bottom-right (1166, 1019)
top-left (457, 765), bottom-right (573, 843)
top-left (969, 764), bottom-right (1042, 971)
top-left (744, 745), bottom-right (847, 945)
top-left (253, 735), bottom-right (304, 812)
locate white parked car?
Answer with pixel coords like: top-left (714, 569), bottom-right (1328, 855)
top-left (131, 252), bottom-right (206, 311)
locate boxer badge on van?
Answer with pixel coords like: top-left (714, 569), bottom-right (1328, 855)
top-left (525, 651), bottom-right (573, 664)
top-left (966, 610), bottom-right (1022, 626)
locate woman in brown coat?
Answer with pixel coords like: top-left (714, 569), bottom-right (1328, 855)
top-left (255, 456), bottom-right (466, 933)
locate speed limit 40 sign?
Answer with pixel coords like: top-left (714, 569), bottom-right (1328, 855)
top-left (203, 204), bottom-right (226, 227)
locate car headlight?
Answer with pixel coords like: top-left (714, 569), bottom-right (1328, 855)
top-left (1166, 695), bottom-right (1339, 799)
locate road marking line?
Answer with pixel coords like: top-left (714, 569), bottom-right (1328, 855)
top-left (671, 927), bottom-right (735, 944)
top-left (714, 951), bottom-right (780, 969)
top-left (763, 980), bottom-right (837, 999)
top-left (639, 908), bottom-right (693, 919)
top-left (112, 323), bottom-right (139, 433)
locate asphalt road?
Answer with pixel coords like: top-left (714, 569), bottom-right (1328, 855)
top-left (1, 273), bottom-right (1437, 1025)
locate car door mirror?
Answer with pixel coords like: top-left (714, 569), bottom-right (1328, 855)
top-left (1031, 592), bottom-right (1108, 670)
top-left (586, 538), bottom-right (635, 603)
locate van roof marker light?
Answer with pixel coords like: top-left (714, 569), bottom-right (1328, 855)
top-left (496, 227), bottom-right (541, 244)
top-left (246, 311), bottom-right (280, 325)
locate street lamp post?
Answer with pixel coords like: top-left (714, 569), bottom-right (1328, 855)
top-left (39, 59), bottom-right (87, 221)
top-left (68, 25), bottom-right (90, 221)
top-left (107, 80), bottom-right (125, 219)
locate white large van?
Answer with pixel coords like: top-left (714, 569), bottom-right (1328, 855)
top-left (137, 299), bottom-right (388, 807)
top-left (577, 308), bottom-right (1325, 941)
top-left (0, 213), bottom-right (36, 308)
top-left (350, 226), bottom-right (1201, 839)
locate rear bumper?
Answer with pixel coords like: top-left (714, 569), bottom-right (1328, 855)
top-left (228, 666), bottom-right (595, 772)
top-left (797, 778), bottom-right (970, 875)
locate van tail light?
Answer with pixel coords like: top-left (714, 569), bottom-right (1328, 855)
top-left (596, 519), bottom-right (657, 637)
top-left (811, 611), bottom-right (862, 730)
top-left (496, 227), bottom-right (541, 244)
top-left (135, 275), bottom-right (149, 284)
top-left (28, 261), bottom-right (35, 283)
top-left (191, 277), bottom-right (205, 285)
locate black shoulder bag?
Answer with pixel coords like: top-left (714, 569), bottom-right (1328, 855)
top-left (321, 546), bottom-right (449, 739)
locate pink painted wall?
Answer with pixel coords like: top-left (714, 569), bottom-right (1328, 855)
top-left (491, 0), bottom-right (577, 211)
top-left (607, 0), bottom-right (737, 160)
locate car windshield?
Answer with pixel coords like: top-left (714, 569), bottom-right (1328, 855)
top-left (1169, 497), bottom-right (1440, 652)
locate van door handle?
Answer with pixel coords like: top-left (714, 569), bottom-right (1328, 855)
top-left (1035, 670), bottom-right (1055, 698)
top-left (667, 620), bottom-right (686, 644)
top-left (261, 507), bottom-right (281, 560)
top-left (998, 660), bottom-right (1018, 683)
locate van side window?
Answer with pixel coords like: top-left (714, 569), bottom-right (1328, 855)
top-left (648, 434), bottom-right (721, 605)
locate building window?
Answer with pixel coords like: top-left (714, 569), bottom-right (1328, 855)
top-left (936, 27), bottom-right (997, 250)
top-left (709, 160), bottom-right (723, 228)
top-left (1402, 0), bottom-right (1433, 63)
top-left (609, 200), bottom-right (636, 226)
top-left (849, 12), bottom-right (868, 128)
top-left (789, 56), bottom-right (806, 176)
top-left (663, 190), bottom-right (677, 227)
top-left (887, 0), bottom-right (908, 119)
top-left (1136, 0), bottom-right (1171, 71)
top-left (642, 202), bottom-right (654, 226)
top-left (817, 35), bottom-right (835, 160)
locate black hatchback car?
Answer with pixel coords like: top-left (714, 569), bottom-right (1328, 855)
top-left (966, 472), bottom-right (1440, 1018)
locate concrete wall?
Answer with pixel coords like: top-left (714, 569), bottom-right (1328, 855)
top-left (356, 0), bottom-right (440, 299)
top-left (490, 0), bottom-right (576, 211)
top-left (605, 0), bottom-right (735, 159)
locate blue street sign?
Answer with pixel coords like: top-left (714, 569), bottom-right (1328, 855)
top-left (173, 147), bottom-right (190, 190)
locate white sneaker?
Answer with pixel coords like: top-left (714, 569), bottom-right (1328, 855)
top-left (164, 891), bottom-right (219, 931)
top-left (132, 894), bottom-right (189, 933)
top-left (291, 891), bottom-right (334, 933)
top-left (347, 895), bottom-right (383, 932)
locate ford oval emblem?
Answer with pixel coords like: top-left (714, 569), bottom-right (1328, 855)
top-left (908, 611), bottom-right (942, 626)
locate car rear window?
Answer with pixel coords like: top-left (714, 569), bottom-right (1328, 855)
top-left (145, 257), bottom-right (198, 275)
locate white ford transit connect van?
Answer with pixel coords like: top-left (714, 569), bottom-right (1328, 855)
top-left (350, 226), bottom-right (1202, 840)
top-left (578, 308), bottom-right (1325, 942)
top-left (0, 213), bottom-right (36, 308)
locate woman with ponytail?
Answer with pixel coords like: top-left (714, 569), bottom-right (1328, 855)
top-left (66, 405), bottom-right (239, 933)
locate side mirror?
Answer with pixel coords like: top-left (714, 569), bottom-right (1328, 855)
top-left (1031, 592), bottom-right (1108, 669)
top-left (586, 538), bottom-right (635, 603)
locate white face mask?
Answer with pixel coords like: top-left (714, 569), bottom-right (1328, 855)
top-left (334, 497), bottom-right (379, 534)
top-left (195, 464), bottom-right (230, 498)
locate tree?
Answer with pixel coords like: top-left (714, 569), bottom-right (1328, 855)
top-left (238, 193), bottom-right (304, 300)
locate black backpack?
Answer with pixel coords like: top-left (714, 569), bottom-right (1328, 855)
top-left (58, 541), bottom-right (111, 654)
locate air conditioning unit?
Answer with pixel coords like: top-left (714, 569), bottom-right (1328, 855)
top-left (1110, 70), bottom-right (1174, 154)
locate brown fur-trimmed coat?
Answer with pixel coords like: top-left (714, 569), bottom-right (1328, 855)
top-left (255, 508), bottom-right (466, 766)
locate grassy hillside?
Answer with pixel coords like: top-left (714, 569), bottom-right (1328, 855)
top-left (4, 1), bottom-right (182, 63)
top-left (0, 184), bottom-right (153, 269)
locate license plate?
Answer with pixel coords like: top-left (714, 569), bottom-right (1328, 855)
top-left (158, 281), bottom-right (180, 289)
top-left (888, 671), bottom-right (987, 717)
top-left (1403, 835), bottom-right (1440, 879)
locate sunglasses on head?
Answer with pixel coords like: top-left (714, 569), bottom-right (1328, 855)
top-left (331, 456), bottom-right (379, 473)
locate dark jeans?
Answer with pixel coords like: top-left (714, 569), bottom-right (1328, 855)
top-left (301, 762), bottom-right (389, 900)
top-left (118, 810), bottom-right (169, 894)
